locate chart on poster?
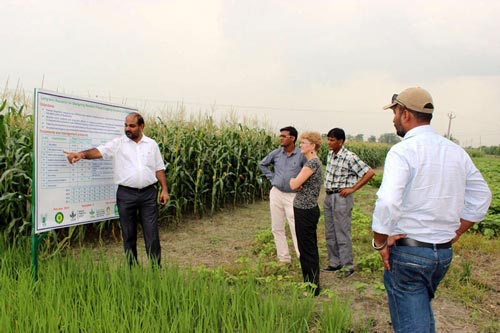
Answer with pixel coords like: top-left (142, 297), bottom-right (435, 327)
top-left (34, 89), bottom-right (138, 233)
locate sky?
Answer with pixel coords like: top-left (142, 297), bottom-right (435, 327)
top-left (2, 0), bottom-right (500, 146)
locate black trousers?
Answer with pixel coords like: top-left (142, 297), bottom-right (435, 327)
top-left (294, 205), bottom-right (320, 292)
top-left (116, 185), bottom-right (161, 267)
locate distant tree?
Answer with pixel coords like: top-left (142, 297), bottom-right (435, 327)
top-left (481, 145), bottom-right (500, 156)
top-left (378, 133), bottom-right (401, 145)
top-left (354, 134), bottom-right (364, 142)
top-left (367, 135), bottom-right (377, 143)
top-left (347, 134), bottom-right (364, 142)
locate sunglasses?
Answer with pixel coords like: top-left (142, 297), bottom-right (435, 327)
top-left (391, 93), bottom-right (406, 109)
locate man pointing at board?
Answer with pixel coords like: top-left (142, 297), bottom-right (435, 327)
top-left (64, 112), bottom-right (168, 267)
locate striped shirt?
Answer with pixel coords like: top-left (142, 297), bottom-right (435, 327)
top-left (324, 147), bottom-right (371, 190)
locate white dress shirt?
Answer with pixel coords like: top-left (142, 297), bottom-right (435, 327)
top-left (97, 134), bottom-right (165, 189)
top-left (372, 125), bottom-right (491, 243)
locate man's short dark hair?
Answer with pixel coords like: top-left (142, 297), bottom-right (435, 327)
top-left (327, 128), bottom-right (345, 141)
top-left (280, 126), bottom-right (298, 143)
top-left (128, 112), bottom-right (145, 126)
top-left (406, 109), bottom-right (433, 122)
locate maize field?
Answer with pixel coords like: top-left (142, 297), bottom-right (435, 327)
top-left (1, 96), bottom-right (390, 242)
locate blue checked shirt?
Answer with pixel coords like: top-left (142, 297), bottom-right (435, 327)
top-left (324, 147), bottom-right (371, 190)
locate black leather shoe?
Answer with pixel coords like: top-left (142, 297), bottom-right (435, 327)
top-left (321, 265), bottom-right (342, 272)
top-left (340, 268), bottom-right (355, 278)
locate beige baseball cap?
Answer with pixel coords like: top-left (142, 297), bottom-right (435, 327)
top-left (383, 87), bottom-right (434, 114)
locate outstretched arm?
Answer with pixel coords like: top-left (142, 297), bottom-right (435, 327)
top-left (64, 148), bottom-right (102, 164)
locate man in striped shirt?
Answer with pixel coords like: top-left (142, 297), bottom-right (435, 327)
top-left (322, 128), bottom-right (374, 277)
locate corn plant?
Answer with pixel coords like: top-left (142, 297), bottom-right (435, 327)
top-left (0, 99), bottom-right (33, 237)
top-left (148, 110), bottom-right (274, 220)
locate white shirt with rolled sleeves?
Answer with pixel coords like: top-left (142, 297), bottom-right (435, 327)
top-left (372, 125), bottom-right (492, 243)
top-left (96, 134), bottom-right (165, 189)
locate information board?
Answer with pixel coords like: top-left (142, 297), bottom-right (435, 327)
top-left (34, 89), bottom-right (138, 233)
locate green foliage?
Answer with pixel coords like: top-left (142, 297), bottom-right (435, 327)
top-left (0, 99), bottom-right (33, 237)
top-left (368, 172), bottom-right (383, 188)
top-left (351, 207), bottom-right (384, 274)
top-left (459, 260), bottom-right (472, 283)
top-left (469, 157), bottom-right (500, 238)
top-left (252, 228), bottom-right (276, 258)
top-left (355, 250), bottom-right (383, 273)
top-left (378, 132), bottom-right (401, 145)
top-left (480, 145), bottom-right (500, 156)
top-left (466, 148), bottom-right (485, 158)
top-left (148, 113), bottom-right (274, 220)
top-left (0, 238), bottom-right (353, 332)
top-left (346, 141), bottom-right (391, 169)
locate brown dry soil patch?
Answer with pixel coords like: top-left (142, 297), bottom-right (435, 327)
top-left (102, 196), bottom-right (500, 332)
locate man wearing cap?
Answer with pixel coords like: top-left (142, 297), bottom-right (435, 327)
top-left (372, 87), bottom-right (491, 332)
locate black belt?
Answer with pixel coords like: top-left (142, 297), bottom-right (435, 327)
top-left (326, 188), bottom-right (341, 195)
top-left (396, 238), bottom-right (452, 249)
top-left (118, 184), bottom-right (156, 192)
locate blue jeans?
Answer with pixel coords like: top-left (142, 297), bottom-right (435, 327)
top-left (384, 244), bottom-right (453, 333)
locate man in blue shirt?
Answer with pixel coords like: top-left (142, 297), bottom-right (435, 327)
top-left (259, 126), bottom-right (306, 263)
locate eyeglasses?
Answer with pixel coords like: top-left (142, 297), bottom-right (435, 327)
top-left (300, 141), bottom-right (313, 145)
top-left (279, 135), bottom-right (292, 138)
top-left (391, 93), bottom-right (406, 109)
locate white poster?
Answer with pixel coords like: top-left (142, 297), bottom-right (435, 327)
top-left (34, 89), bottom-right (137, 233)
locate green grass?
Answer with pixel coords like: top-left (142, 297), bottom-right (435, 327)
top-left (0, 237), bottom-right (353, 332)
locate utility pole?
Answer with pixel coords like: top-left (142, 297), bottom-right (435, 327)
top-left (447, 112), bottom-right (456, 140)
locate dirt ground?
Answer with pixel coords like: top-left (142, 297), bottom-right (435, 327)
top-left (102, 198), bottom-right (500, 332)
